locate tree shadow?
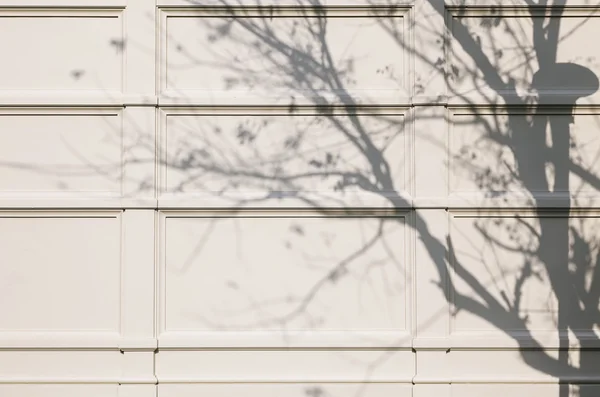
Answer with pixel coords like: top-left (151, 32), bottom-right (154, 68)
top-left (2, 1), bottom-right (600, 396)
top-left (167, 1), bottom-right (600, 395)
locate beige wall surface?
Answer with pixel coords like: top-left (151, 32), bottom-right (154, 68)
top-left (1, 1), bottom-right (599, 396)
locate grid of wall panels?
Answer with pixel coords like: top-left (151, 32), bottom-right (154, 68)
top-left (2, 1), bottom-right (600, 397)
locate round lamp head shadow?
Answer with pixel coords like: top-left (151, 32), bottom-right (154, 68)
top-left (531, 62), bottom-right (599, 102)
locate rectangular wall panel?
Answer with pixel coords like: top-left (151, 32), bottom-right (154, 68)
top-left (156, 349), bottom-right (414, 382)
top-left (159, 383), bottom-right (411, 397)
top-left (159, 107), bottom-right (410, 208)
top-left (158, 5), bottom-right (412, 104)
top-left (447, 107), bottom-right (600, 206)
top-left (0, 9), bottom-right (124, 94)
top-left (452, 384), bottom-right (600, 397)
top-left (0, 211), bottom-right (121, 341)
top-left (158, 210), bottom-right (412, 347)
top-left (0, 384), bottom-right (119, 397)
top-left (447, 5), bottom-right (600, 104)
top-left (448, 209), bottom-right (600, 348)
top-left (449, 349), bottom-right (600, 383)
top-left (0, 350), bottom-right (122, 382)
top-left (0, 108), bottom-right (123, 198)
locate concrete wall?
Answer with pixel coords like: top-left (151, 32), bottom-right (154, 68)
top-left (1, 1), bottom-right (599, 396)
